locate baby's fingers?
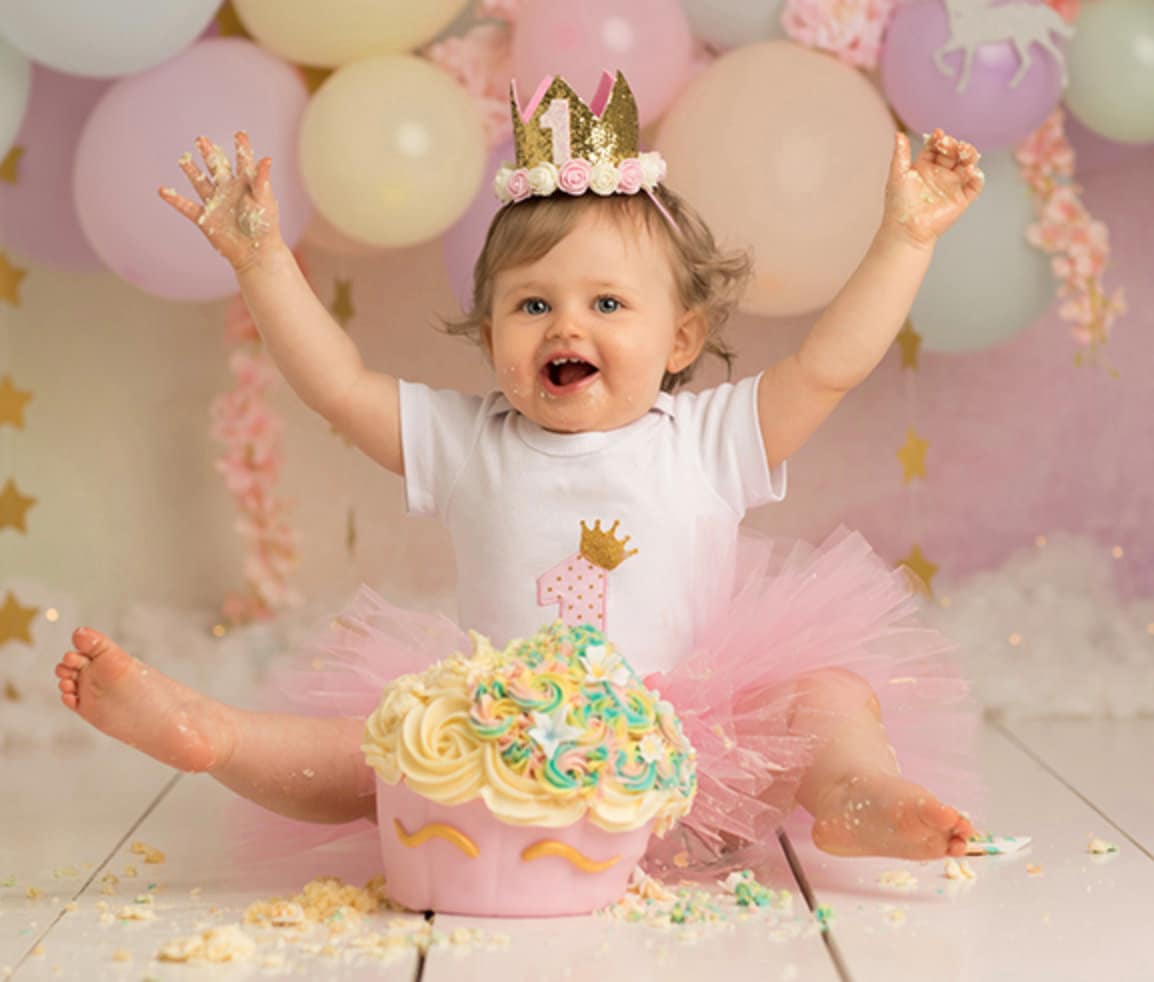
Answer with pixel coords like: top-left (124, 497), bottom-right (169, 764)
top-left (196, 135), bottom-right (233, 182)
top-left (177, 152), bottom-right (214, 202)
top-left (158, 186), bottom-right (202, 224)
top-left (252, 156), bottom-right (274, 206)
top-left (235, 130), bottom-right (258, 184)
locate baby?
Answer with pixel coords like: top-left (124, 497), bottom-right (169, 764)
top-left (56, 73), bottom-right (984, 864)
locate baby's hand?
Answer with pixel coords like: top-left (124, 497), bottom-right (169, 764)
top-left (883, 129), bottom-right (984, 248)
top-left (158, 131), bottom-right (282, 273)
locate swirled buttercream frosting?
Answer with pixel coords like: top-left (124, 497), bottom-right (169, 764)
top-left (362, 623), bottom-right (696, 833)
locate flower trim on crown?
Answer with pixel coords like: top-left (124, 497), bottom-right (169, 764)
top-left (493, 151), bottom-right (668, 204)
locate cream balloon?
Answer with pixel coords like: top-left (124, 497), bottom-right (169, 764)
top-left (1064, 0), bottom-right (1154, 144)
top-left (299, 56), bottom-right (486, 248)
top-left (655, 41), bottom-right (894, 317)
top-left (232, 0), bottom-right (470, 67)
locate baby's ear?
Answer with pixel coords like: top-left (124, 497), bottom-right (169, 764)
top-left (667, 307), bottom-right (708, 374)
top-left (480, 320), bottom-right (494, 357)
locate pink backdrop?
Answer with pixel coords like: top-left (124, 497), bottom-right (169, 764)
top-left (722, 151), bottom-right (1154, 597)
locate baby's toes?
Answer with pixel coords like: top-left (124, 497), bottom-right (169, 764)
top-left (61, 649), bottom-right (89, 670)
top-left (920, 797), bottom-right (962, 833)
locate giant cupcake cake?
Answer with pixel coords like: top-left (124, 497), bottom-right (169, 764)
top-left (362, 622), bottom-right (696, 916)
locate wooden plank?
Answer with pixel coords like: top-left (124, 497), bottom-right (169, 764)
top-left (785, 720), bottom-right (1154, 982)
top-left (425, 840), bottom-right (839, 982)
top-left (0, 745), bottom-right (174, 974)
top-left (8, 768), bottom-right (423, 981)
top-left (1001, 718), bottom-right (1154, 858)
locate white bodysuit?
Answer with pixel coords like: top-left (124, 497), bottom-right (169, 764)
top-left (398, 373), bottom-right (787, 675)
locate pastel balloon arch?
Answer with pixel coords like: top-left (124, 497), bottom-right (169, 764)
top-left (0, 0), bottom-right (1141, 619)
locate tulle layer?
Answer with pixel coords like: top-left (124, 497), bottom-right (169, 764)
top-left (228, 526), bottom-right (982, 879)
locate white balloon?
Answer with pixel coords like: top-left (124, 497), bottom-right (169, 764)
top-left (1064, 0), bottom-right (1154, 143)
top-left (678, 0), bottom-right (788, 49)
top-left (911, 148), bottom-right (1053, 353)
top-left (0, 37), bottom-right (30, 158)
top-left (0, 0), bottom-right (221, 78)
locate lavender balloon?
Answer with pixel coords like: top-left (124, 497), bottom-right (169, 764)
top-left (74, 39), bottom-right (312, 303)
top-left (0, 66), bottom-right (110, 272)
top-left (441, 139), bottom-right (513, 314)
top-left (881, 0), bottom-right (1067, 151)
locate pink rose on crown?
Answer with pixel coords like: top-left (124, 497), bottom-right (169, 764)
top-left (505, 168), bottom-right (532, 202)
top-left (558, 158), bottom-right (592, 195)
top-left (617, 158), bottom-right (643, 195)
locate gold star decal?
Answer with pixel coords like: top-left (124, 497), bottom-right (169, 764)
top-left (896, 320), bottom-right (921, 370)
top-left (0, 591), bottom-right (38, 647)
top-left (0, 479), bottom-right (37, 533)
top-left (0, 146), bottom-right (23, 184)
top-left (0, 375), bottom-right (33, 428)
top-left (899, 545), bottom-right (939, 596)
top-left (897, 428), bottom-right (929, 484)
top-left (331, 279), bottom-right (355, 328)
top-left (0, 252), bottom-right (28, 306)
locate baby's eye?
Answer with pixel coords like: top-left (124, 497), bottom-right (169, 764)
top-left (595, 296), bottom-right (621, 314)
top-left (521, 298), bottom-right (550, 315)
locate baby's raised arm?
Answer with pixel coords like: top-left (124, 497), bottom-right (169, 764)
top-left (159, 132), bottom-right (403, 476)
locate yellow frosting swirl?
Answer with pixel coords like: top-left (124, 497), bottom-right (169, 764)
top-left (362, 624), bottom-right (696, 834)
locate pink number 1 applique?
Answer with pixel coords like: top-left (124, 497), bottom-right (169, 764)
top-left (536, 519), bottom-right (637, 632)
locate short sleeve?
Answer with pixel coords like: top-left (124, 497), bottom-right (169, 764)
top-left (398, 380), bottom-right (486, 518)
top-left (672, 372), bottom-right (787, 515)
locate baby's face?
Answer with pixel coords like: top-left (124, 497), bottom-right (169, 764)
top-left (484, 210), bottom-right (702, 434)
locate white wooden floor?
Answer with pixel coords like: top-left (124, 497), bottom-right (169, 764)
top-left (3, 718), bottom-right (1152, 981)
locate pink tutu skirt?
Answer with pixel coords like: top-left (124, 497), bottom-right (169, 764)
top-left (228, 527), bottom-right (982, 880)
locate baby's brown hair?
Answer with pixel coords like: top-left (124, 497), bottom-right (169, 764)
top-left (441, 185), bottom-right (752, 392)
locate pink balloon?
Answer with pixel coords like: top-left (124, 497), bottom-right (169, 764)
top-left (880, 0), bottom-right (1065, 151)
top-left (656, 42), bottom-right (894, 317)
top-left (441, 139), bottom-right (512, 313)
top-left (74, 39), bottom-right (312, 303)
top-left (0, 65), bottom-right (110, 272)
top-left (511, 0), bottom-right (693, 127)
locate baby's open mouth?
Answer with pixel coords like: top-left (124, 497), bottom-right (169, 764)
top-left (544, 358), bottom-right (599, 388)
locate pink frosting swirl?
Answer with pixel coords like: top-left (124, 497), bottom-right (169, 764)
top-left (558, 158), bottom-right (592, 195)
top-left (505, 168), bottom-right (532, 202)
top-left (617, 158), bottom-right (644, 195)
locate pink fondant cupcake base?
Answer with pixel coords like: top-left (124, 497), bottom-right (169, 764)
top-left (375, 779), bottom-right (653, 916)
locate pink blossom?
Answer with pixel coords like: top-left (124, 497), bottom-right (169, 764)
top-left (1044, 0), bottom-right (1079, 23)
top-left (424, 22), bottom-right (514, 148)
top-left (558, 158), bottom-right (592, 195)
top-left (617, 158), bottom-right (644, 195)
top-left (782, 0), bottom-right (898, 69)
top-left (505, 168), bottom-right (532, 201)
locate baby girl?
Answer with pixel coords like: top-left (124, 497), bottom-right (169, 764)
top-left (56, 72), bottom-right (984, 867)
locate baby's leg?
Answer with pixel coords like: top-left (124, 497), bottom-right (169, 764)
top-left (55, 628), bottom-right (374, 824)
top-left (788, 668), bottom-right (973, 860)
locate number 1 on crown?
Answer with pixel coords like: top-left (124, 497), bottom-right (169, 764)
top-left (540, 99), bottom-right (572, 166)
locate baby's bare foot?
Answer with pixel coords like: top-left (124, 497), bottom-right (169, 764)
top-left (55, 628), bottom-right (233, 773)
top-left (811, 771), bottom-right (974, 860)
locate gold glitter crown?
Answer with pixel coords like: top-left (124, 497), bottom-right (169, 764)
top-left (579, 519), bottom-right (638, 571)
top-left (511, 71), bottom-right (640, 170)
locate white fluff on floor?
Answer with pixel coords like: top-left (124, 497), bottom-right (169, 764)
top-left (925, 533), bottom-right (1154, 719)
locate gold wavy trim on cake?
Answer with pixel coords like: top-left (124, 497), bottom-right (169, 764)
top-left (521, 840), bottom-right (620, 873)
top-left (393, 818), bottom-right (479, 859)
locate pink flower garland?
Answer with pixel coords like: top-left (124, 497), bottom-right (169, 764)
top-left (1016, 109), bottom-right (1126, 350)
top-left (782, 0), bottom-right (898, 69)
top-left (210, 289), bottom-right (301, 625)
top-left (424, 20), bottom-right (515, 148)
